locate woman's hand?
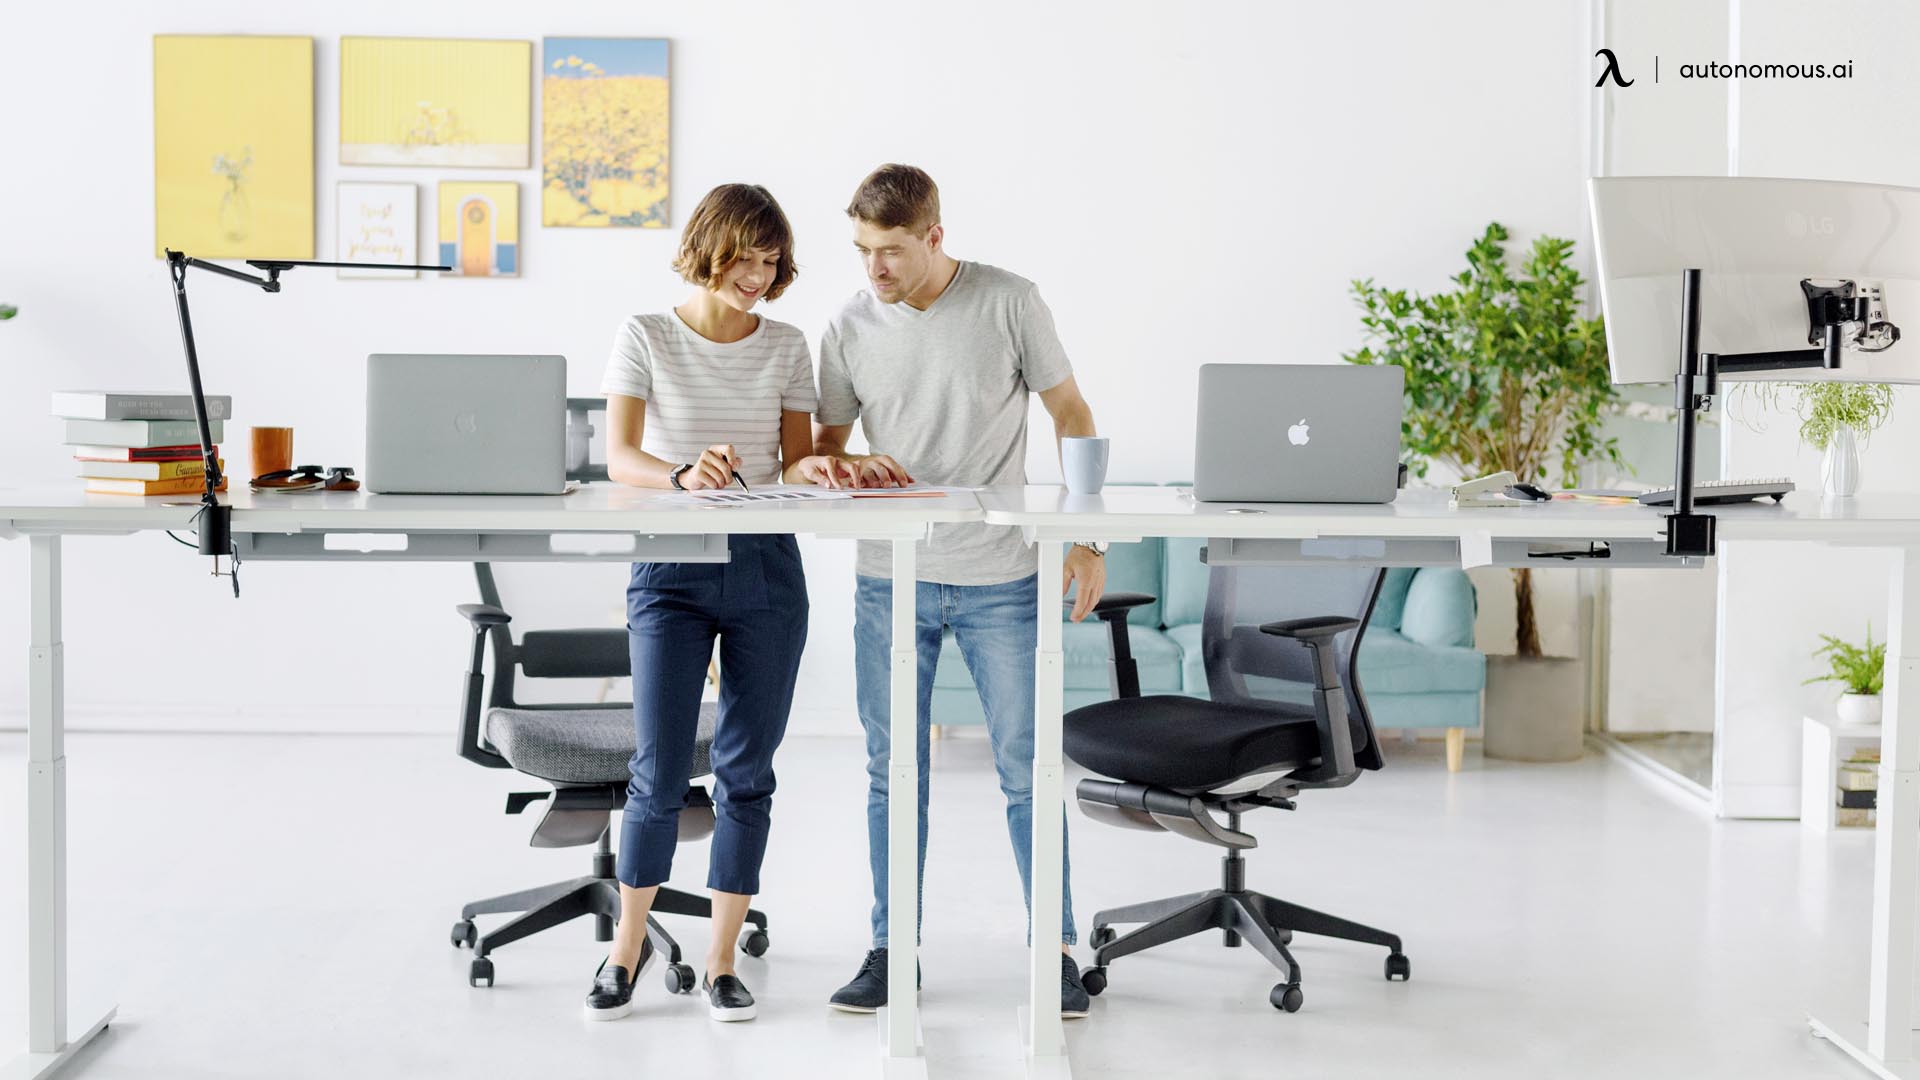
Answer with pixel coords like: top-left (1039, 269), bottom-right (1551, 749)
top-left (791, 455), bottom-right (856, 488)
top-left (685, 444), bottom-right (741, 489)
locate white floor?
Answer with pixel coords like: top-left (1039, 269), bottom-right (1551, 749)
top-left (0, 730), bottom-right (1889, 1079)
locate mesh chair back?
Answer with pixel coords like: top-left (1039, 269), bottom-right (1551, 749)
top-left (1200, 558), bottom-right (1386, 771)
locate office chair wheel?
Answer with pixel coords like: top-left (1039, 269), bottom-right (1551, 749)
top-left (1090, 926), bottom-right (1116, 950)
top-left (450, 920), bottom-right (477, 949)
top-left (469, 958), bottom-right (495, 988)
top-left (1385, 952), bottom-right (1411, 981)
top-left (1270, 983), bottom-right (1303, 1012)
top-left (664, 963), bottom-right (697, 994)
top-left (1080, 966), bottom-right (1107, 997)
top-left (740, 929), bottom-right (770, 957)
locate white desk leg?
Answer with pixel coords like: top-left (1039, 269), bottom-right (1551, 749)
top-left (6, 535), bottom-right (115, 1080)
top-left (1810, 545), bottom-right (1920, 1076)
top-left (881, 538), bottom-right (922, 1065)
top-left (1026, 541), bottom-right (1067, 1062)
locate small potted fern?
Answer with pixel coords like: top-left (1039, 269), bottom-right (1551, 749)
top-left (1805, 625), bottom-right (1886, 726)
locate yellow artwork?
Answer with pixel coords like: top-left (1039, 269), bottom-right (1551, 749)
top-left (341, 37), bottom-right (531, 167)
top-left (153, 35), bottom-right (314, 259)
top-left (542, 38), bottom-right (670, 227)
top-left (438, 182), bottom-right (520, 277)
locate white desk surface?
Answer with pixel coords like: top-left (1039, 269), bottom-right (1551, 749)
top-left (976, 484), bottom-right (1920, 543)
top-left (0, 483), bottom-right (980, 536)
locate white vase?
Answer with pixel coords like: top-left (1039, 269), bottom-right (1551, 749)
top-left (1837, 692), bottom-right (1882, 727)
top-left (1822, 426), bottom-right (1861, 498)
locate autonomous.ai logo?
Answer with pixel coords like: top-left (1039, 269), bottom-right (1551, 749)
top-left (1594, 48), bottom-right (1634, 88)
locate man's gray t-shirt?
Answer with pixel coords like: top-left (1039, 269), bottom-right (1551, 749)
top-left (818, 261), bottom-right (1073, 585)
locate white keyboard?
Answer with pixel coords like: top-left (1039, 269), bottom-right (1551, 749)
top-left (1636, 477), bottom-right (1794, 507)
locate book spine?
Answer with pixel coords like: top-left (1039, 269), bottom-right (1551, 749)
top-left (84, 476), bottom-right (229, 496)
top-left (1837, 789), bottom-right (1878, 810)
top-left (64, 419), bottom-right (224, 447)
top-left (52, 393), bottom-right (232, 421)
top-left (69, 444), bottom-right (209, 462)
top-left (75, 459), bottom-right (221, 481)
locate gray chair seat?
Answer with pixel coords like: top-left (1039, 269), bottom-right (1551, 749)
top-left (485, 702), bottom-right (717, 785)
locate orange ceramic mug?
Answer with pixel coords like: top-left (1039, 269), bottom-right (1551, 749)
top-left (251, 426), bottom-right (293, 479)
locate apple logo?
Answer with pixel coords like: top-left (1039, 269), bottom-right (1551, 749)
top-left (1287, 419), bottom-right (1310, 446)
top-left (454, 411), bottom-right (479, 435)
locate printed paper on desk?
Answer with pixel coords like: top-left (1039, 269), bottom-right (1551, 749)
top-left (1459, 530), bottom-right (1494, 568)
top-left (655, 487), bottom-right (854, 506)
top-left (843, 484), bottom-right (971, 498)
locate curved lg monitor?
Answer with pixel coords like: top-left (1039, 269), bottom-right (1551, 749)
top-left (1588, 176), bottom-right (1920, 385)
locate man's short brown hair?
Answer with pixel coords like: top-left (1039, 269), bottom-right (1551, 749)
top-left (846, 164), bottom-right (941, 234)
top-left (673, 184), bottom-right (798, 300)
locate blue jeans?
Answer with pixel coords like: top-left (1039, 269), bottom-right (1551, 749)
top-left (618, 534), bottom-right (807, 895)
top-left (854, 572), bottom-right (1076, 947)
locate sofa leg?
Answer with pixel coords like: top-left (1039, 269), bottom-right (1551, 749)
top-left (1445, 727), bottom-right (1466, 772)
top-left (930, 724), bottom-right (943, 741)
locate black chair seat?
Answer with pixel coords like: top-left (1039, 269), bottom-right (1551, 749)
top-left (1065, 695), bottom-right (1321, 792)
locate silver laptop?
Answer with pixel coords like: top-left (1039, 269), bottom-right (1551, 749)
top-left (366, 354), bottom-right (568, 495)
top-left (1193, 364), bottom-right (1405, 503)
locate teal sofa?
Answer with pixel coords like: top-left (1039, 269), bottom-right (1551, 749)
top-left (930, 530), bottom-right (1487, 771)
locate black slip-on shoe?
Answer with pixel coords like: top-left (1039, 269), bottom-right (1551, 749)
top-left (827, 947), bottom-right (921, 1014)
top-left (1061, 954), bottom-right (1091, 1018)
top-left (583, 938), bottom-right (654, 1021)
top-left (704, 973), bottom-right (757, 1022)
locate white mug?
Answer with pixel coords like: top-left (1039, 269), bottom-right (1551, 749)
top-left (1061, 436), bottom-right (1110, 495)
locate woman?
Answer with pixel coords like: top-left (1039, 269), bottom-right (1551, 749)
top-left (586, 184), bottom-right (846, 1023)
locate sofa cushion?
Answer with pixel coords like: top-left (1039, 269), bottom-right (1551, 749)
top-left (1099, 537), bottom-right (1165, 628)
top-left (1370, 567), bottom-right (1419, 630)
top-left (1161, 536), bottom-right (1210, 627)
top-left (1356, 629), bottom-right (1487, 695)
top-left (1166, 622), bottom-right (1207, 696)
top-left (931, 622), bottom-right (1184, 694)
top-left (1399, 568), bottom-right (1478, 648)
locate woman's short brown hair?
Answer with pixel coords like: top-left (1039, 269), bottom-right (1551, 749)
top-left (845, 164), bottom-right (941, 234)
top-left (672, 184), bottom-right (798, 301)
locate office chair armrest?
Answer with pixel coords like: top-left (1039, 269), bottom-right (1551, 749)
top-left (456, 602), bottom-right (511, 628)
top-left (1065, 594), bottom-right (1157, 700)
top-left (1258, 615), bottom-right (1359, 641)
top-left (1086, 591), bottom-right (1158, 616)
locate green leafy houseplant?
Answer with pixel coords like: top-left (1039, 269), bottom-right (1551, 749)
top-left (1804, 626), bottom-right (1886, 696)
top-left (0, 305), bottom-right (16, 320)
top-left (1796, 382), bottom-right (1893, 450)
top-left (1344, 223), bottom-right (1622, 656)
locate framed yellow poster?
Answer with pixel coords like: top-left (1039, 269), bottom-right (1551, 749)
top-left (153, 35), bottom-right (314, 258)
top-left (542, 38), bottom-right (670, 227)
top-left (341, 37), bottom-right (531, 167)
top-left (438, 182), bottom-right (519, 277)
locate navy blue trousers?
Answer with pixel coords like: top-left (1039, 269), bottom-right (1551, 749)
top-left (618, 534), bottom-right (807, 895)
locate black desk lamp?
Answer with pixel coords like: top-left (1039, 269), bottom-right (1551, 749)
top-left (163, 250), bottom-right (450, 590)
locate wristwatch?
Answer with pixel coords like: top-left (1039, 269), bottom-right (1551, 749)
top-left (669, 462), bottom-right (694, 491)
top-left (1075, 541), bottom-right (1108, 557)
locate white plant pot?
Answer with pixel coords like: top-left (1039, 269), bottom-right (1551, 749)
top-left (1822, 426), bottom-right (1861, 498)
top-left (1836, 692), bottom-right (1882, 727)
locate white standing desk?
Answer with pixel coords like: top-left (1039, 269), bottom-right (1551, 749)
top-left (979, 484), bottom-right (1920, 1078)
top-left (0, 484), bottom-right (979, 1080)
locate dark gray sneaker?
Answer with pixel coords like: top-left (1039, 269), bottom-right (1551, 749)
top-left (704, 973), bottom-right (757, 1022)
top-left (584, 938), bottom-right (654, 1021)
top-left (1061, 955), bottom-right (1091, 1018)
top-left (828, 947), bottom-right (921, 1013)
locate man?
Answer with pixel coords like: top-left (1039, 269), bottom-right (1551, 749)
top-left (813, 164), bottom-right (1106, 1018)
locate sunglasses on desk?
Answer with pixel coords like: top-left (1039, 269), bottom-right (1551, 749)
top-left (251, 465), bottom-right (360, 492)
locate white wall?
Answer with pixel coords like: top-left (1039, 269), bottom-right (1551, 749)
top-left (0, 0), bottom-right (1591, 733)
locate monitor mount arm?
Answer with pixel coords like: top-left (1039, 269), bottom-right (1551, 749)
top-left (1665, 268), bottom-right (1879, 558)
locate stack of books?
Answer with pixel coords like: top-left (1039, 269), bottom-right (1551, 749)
top-left (54, 391), bottom-right (231, 496)
top-left (1837, 747), bottom-right (1879, 828)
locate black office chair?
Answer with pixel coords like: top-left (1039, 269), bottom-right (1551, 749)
top-left (448, 562), bottom-right (767, 990)
top-left (1065, 557), bottom-right (1408, 1013)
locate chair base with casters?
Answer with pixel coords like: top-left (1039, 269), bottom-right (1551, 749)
top-left (1079, 801), bottom-right (1407, 1013)
top-left (1067, 571), bottom-right (1411, 1013)
top-left (452, 566), bottom-right (769, 991)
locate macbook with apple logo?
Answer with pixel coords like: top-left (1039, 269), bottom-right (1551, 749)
top-left (365, 354), bottom-right (569, 494)
top-left (1192, 363), bottom-right (1404, 503)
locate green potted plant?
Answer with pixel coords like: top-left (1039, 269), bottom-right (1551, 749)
top-left (1805, 625), bottom-right (1886, 726)
top-left (1345, 223), bottom-right (1623, 760)
top-left (1733, 382), bottom-right (1893, 497)
top-left (0, 305), bottom-right (16, 320)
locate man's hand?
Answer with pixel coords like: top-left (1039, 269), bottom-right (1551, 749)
top-left (852, 454), bottom-right (914, 488)
top-left (792, 455), bottom-right (855, 488)
top-left (1063, 545), bottom-right (1107, 622)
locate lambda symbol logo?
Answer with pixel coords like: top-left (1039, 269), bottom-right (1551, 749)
top-left (1594, 49), bottom-right (1634, 88)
